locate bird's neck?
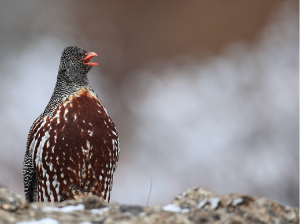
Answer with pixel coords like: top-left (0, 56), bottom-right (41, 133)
top-left (42, 70), bottom-right (92, 117)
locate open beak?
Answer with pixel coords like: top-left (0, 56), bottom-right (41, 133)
top-left (82, 52), bottom-right (98, 66)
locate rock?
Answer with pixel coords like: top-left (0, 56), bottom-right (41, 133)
top-left (120, 205), bottom-right (144, 216)
top-left (173, 187), bottom-right (299, 224)
top-left (82, 194), bottom-right (108, 209)
top-left (0, 188), bottom-right (27, 212)
top-left (0, 187), bottom-right (298, 224)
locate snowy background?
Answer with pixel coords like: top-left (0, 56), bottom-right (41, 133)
top-left (0, 1), bottom-right (298, 207)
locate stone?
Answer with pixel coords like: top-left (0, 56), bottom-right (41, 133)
top-left (0, 187), bottom-right (298, 224)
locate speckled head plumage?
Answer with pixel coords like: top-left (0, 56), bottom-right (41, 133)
top-left (60, 46), bottom-right (98, 71)
top-left (58, 46), bottom-right (98, 84)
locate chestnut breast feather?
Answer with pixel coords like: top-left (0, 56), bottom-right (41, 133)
top-left (27, 88), bottom-right (119, 202)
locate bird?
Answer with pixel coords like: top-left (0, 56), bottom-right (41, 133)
top-left (23, 46), bottom-right (120, 203)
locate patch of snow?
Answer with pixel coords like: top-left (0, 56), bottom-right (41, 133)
top-left (181, 208), bottom-right (190, 213)
top-left (42, 204), bottom-right (85, 212)
top-left (16, 217), bottom-right (59, 224)
top-left (209, 198), bottom-right (220, 209)
top-left (90, 207), bottom-right (110, 214)
top-left (232, 198), bottom-right (244, 206)
top-left (197, 199), bottom-right (207, 208)
top-left (162, 204), bottom-right (181, 213)
top-left (162, 204), bottom-right (190, 213)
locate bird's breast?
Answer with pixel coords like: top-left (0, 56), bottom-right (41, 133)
top-left (28, 87), bottom-right (119, 202)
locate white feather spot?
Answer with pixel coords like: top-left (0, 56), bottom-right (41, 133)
top-left (106, 191), bottom-right (109, 201)
top-left (42, 167), bottom-right (46, 177)
top-left (64, 108), bottom-right (68, 116)
top-left (81, 146), bottom-right (88, 154)
top-left (42, 187), bottom-right (47, 202)
top-left (46, 162), bottom-right (53, 171)
top-left (35, 131), bottom-right (50, 167)
top-left (103, 107), bottom-right (108, 115)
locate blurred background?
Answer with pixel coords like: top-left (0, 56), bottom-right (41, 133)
top-left (0, 1), bottom-right (298, 207)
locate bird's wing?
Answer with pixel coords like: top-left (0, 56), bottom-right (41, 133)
top-left (23, 115), bottom-right (48, 202)
top-left (23, 152), bottom-right (37, 202)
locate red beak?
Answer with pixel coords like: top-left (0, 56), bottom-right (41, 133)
top-left (82, 52), bottom-right (98, 66)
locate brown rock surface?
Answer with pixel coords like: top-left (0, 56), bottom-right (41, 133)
top-left (0, 187), bottom-right (298, 224)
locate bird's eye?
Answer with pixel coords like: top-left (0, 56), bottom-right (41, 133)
top-left (74, 55), bottom-right (80, 60)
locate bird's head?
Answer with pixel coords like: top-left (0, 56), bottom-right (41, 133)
top-left (59, 46), bottom-right (98, 75)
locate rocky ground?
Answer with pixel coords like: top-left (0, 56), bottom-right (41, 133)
top-left (0, 187), bottom-right (298, 224)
